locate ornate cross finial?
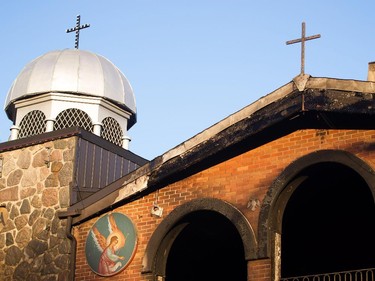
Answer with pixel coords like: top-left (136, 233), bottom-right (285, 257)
top-left (286, 22), bottom-right (321, 75)
top-left (66, 15), bottom-right (90, 49)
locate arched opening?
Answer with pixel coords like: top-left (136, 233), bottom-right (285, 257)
top-left (165, 210), bottom-right (247, 281)
top-left (101, 117), bottom-right (123, 146)
top-left (281, 162), bottom-right (375, 278)
top-left (18, 110), bottom-right (46, 138)
top-left (143, 198), bottom-right (256, 276)
top-left (54, 108), bottom-right (93, 132)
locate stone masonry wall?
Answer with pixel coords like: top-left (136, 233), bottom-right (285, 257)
top-left (0, 137), bottom-right (76, 281)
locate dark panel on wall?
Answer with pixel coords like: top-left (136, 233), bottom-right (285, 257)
top-left (92, 146), bottom-right (103, 190)
top-left (72, 137), bottom-right (148, 204)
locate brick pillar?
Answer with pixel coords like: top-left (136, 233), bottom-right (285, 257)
top-left (248, 259), bottom-right (272, 281)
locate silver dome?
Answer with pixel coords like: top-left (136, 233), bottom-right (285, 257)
top-left (5, 49), bottom-right (136, 127)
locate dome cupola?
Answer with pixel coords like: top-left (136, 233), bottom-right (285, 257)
top-left (5, 49), bottom-right (136, 148)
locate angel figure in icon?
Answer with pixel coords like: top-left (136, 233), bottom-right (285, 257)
top-left (91, 214), bottom-right (127, 276)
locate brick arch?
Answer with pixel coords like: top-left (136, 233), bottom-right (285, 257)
top-left (142, 197), bottom-right (257, 275)
top-left (257, 149), bottom-right (375, 258)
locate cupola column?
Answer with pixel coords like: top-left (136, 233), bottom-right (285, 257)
top-left (9, 125), bottom-right (19, 140)
top-left (93, 122), bottom-right (102, 136)
top-left (45, 119), bottom-right (55, 132)
top-left (122, 135), bottom-right (131, 150)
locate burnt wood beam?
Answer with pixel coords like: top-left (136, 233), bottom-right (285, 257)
top-left (69, 88), bottom-right (375, 224)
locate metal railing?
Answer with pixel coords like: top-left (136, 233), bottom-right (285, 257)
top-left (281, 268), bottom-right (375, 281)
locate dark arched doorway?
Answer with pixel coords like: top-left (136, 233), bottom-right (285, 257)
top-left (281, 162), bottom-right (375, 278)
top-left (165, 210), bottom-right (247, 281)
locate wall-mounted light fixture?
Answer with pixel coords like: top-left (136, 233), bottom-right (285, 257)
top-left (151, 189), bottom-right (163, 217)
top-left (151, 204), bottom-right (163, 218)
top-left (247, 198), bottom-right (260, 211)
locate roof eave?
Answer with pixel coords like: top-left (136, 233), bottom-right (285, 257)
top-left (68, 77), bottom-right (375, 224)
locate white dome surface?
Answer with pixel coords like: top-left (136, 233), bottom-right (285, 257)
top-left (5, 49), bottom-right (136, 117)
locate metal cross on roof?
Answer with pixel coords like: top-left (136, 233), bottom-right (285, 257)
top-left (286, 22), bottom-right (321, 75)
top-left (66, 15), bottom-right (90, 49)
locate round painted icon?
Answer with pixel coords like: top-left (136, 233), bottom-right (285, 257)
top-left (85, 213), bottom-right (137, 276)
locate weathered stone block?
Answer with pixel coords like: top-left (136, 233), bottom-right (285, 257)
top-left (39, 166), bottom-right (50, 182)
top-left (5, 245), bottom-right (22, 266)
top-left (15, 215), bottom-right (28, 230)
top-left (4, 264), bottom-right (13, 276)
top-left (30, 195), bottom-right (42, 208)
top-left (58, 270), bottom-right (70, 281)
top-left (37, 182), bottom-right (44, 193)
top-left (30, 255), bottom-right (43, 272)
top-left (2, 158), bottom-right (16, 177)
top-left (11, 149), bottom-right (21, 159)
top-left (37, 229), bottom-right (50, 241)
top-left (0, 233), bottom-right (5, 248)
top-left (50, 150), bottom-right (63, 162)
top-left (54, 140), bottom-right (68, 150)
top-left (55, 254), bottom-right (69, 269)
top-left (13, 261), bottom-right (30, 280)
top-left (58, 163), bottom-right (73, 187)
top-left (32, 150), bottom-right (48, 168)
top-left (42, 189), bottom-right (58, 207)
top-left (0, 250), bottom-right (4, 263)
top-left (17, 150), bottom-right (31, 169)
top-left (58, 239), bottom-right (70, 254)
top-left (56, 227), bottom-right (66, 239)
top-left (45, 174), bottom-right (59, 188)
top-left (42, 275), bottom-right (58, 281)
top-left (15, 227), bottom-right (32, 248)
top-left (20, 199), bottom-right (31, 214)
top-left (59, 187), bottom-right (69, 208)
top-left (63, 149), bottom-right (75, 162)
top-left (0, 186), bottom-right (19, 201)
top-left (2, 218), bottom-right (15, 232)
top-left (51, 218), bottom-right (59, 235)
top-left (41, 262), bottom-right (58, 275)
top-left (29, 209), bottom-right (41, 226)
top-left (66, 138), bottom-right (76, 149)
top-left (21, 169), bottom-right (37, 187)
top-left (27, 273), bottom-right (40, 281)
top-left (50, 246), bottom-right (59, 258)
top-left (24, 244), bottom-right (35, 259)
top-left (7, 169), bottom-right (23, 186)
top-left (20, 187), bottom-right (36, 199)
top-left (32, 217), bottom-right (47, 238)
top-left (43, 252), bottom-right (53, 264)
top-left (9, 204), bottom-right (20, 219)
top-left (43, 208), bottom-right (55, 220)
top-left (51, 161), bottom-right (63, 173)
top-left (0, 178), bottom-right (6, 190)
top-left (49, 235), bottom-right (60, 249)
top-left (6, 232), bottom-right (14, 246)
top-left (27, 239), bottom-right (48, 256)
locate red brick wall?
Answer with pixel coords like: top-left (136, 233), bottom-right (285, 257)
top-left (248, 259), bottom-right (272, 281)
top-left (74, 129), bottom-right (375, 281)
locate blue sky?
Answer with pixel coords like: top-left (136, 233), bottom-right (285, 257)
top-left (0, 1), bottom-right (374, 160)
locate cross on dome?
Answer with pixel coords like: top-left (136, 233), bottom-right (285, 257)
top-left (66, 15), bottom-right (90, 49)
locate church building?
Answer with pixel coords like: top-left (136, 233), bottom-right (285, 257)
top-left (0, 21), bottom-right (375, 281)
